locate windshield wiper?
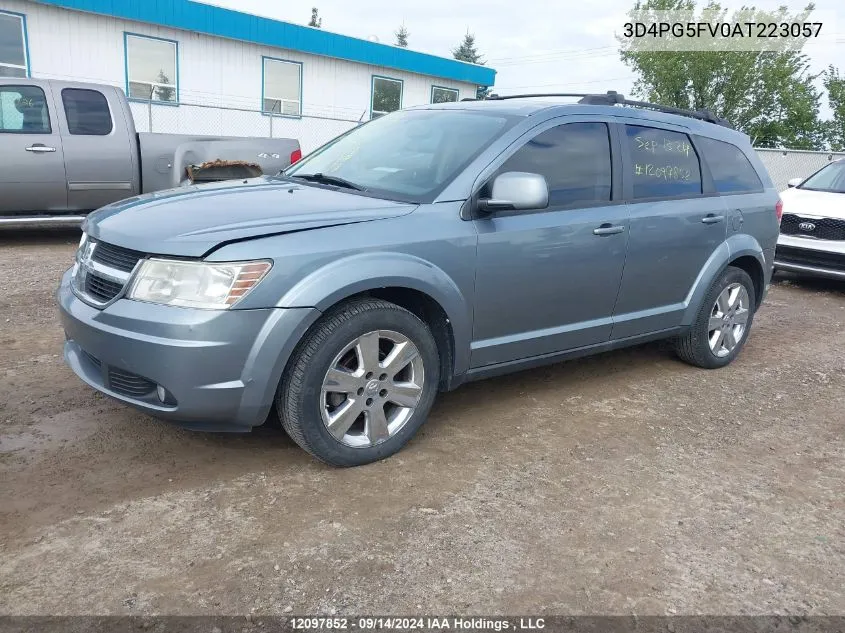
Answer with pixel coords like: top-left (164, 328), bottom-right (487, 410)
top-left (291, 173), bottom-right (365, 191)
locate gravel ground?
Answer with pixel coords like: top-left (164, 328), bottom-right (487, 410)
top-left (0, 230), bottom-right (843, 616)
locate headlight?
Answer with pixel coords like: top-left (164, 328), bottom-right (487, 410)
top-left (127, 259), bottom-right (272, 309)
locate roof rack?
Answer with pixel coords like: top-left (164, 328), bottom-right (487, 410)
top-left (478, 91), bottom-right (732, 128)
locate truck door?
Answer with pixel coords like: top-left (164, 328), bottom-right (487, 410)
top-left (0, 81), bottom-right (67, 214)
top-left (54, 84), bottom-right (137, 211)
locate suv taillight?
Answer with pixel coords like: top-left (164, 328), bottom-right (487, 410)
top-left (290, 148), bottom-right (302, 165)
top-left (775, 198), bottom-right (783, 224)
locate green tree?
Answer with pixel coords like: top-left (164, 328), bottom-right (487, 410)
top-left (308, 7), bottom-right (322, 28)
top-left (824, 66), bottom-right (845, 151)
top-left (155, 70), bottom-right (174, 102)
top-left (452, 31), bottom-right (485, 64)
top-left (620, 0), bottom-right (823, 148)
top-left (395, 24), bottom-right (409, 47)
top-left (452, 31), bottom-right (489, 100)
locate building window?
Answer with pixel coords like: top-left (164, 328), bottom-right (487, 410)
top-left (0, 11), bottom-right (29, 78)
top-left (371, 76), bottom-right (402, 119)
top-left (0, 85), bottom-right (50, 133)
top-left (62, 88), bottom-right (113, 136)
top-left (124, 33), bottom-right (178, 103)
top-left (262, 57), bottom-right (302, 116)
top-left (431, 86), bottom-right (459, 104)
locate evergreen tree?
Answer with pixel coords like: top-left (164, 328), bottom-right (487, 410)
top-left (308, 8), bottom-right (322, 28)
top-left (452, 31), bottom-right (485, 64)
top-left (395, 24), bottom-right (409, 48)
top-left (155, 70), bottom-right (174, 102)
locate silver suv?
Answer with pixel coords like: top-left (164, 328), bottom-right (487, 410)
top-left (58, 93), bottom-right (781, 466)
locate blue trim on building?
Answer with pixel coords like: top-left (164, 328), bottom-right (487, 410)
top-left (0, 9), bottom-right (31, 77)
top-left (123, 31), bottom-right (180, 106)
top-left (33, 0), bottom-right (496, 86)
top-left (261, 56), bottom-right (303, 119)
top-left (370, 74), bottom-right (403, 120)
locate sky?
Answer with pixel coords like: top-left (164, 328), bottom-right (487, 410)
top-left (201, 0), bottom-right (843, 115)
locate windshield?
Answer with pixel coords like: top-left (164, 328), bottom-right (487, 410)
top-left (285, 109), bottom-right (514, 202)
top-left (799, 162), bottom-right (845, 193)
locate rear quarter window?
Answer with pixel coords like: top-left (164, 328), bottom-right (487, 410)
top-left (61, 88), bottom-right (113, 135)
top-left (625, 125), bottom-right (702, 199)
top-left (696, 136), bottom-right (764, 194)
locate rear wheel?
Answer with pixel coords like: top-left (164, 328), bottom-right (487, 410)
top-left (279, 298), bottom-right (439, 467)
top-left (674, 266), bottom-right (756, 369)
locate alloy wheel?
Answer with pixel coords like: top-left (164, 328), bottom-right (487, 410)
top-left (708, 283), bottom-right (750, 357)
top-left (320, 330), bottom-right (425, 448)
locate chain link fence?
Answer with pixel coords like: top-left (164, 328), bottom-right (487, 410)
top-left (129, 101), bottom-right (844, 188)
top-left (755, 148), bottom-right (845, 192)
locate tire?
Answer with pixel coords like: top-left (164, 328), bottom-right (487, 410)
top-left (674, 266), bottom-right (757, 369)
top-left (278, 298), bottom-right (440, 467)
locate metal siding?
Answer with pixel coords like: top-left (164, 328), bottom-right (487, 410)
top-left (31, 0), bottom-right (496, 86)
top-left (6, 0), bottom-right (473, 151)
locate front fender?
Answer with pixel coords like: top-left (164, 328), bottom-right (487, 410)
top-left (278, 252), bottom-right (474, 376)
top-left (681, 233), bottom-right (767, 326)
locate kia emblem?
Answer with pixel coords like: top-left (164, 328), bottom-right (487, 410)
top-left (798, 222), bottom-right (816, 232)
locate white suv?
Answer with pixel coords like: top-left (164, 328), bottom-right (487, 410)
top-left (775, 159), bottom-right (845, 280)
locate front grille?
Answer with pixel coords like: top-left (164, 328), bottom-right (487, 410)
top-left (84, 273), bottom-right (124, 303)
top-left (781, 214), bottom-right (845, 241)
top-left (92, 241), bottom-right (144, 272)
top-left (775, 246), bottom-right (845, 272)
top-left (108, 367), bottom-right (156, 397)
top-left (73, 239), bottom-right (146, 306)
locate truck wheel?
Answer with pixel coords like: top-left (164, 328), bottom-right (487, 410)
top-left (674, 266), bottom-right (756, 369)
top-left (279, 298), bottom-right (439, 467)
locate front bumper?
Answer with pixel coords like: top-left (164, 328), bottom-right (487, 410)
top-left (58, 269), bottom-right (320, 431)
top-left (774, 234), bottom-right (845, 281)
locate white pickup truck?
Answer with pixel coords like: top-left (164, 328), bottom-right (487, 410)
top-left (0, 78), bottom-right (301, 228)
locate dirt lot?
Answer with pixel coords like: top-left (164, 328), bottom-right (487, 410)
top-left (0, 230), bottom-right (843, 616)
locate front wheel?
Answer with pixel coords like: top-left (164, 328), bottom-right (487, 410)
top-left (279, 298), bottom-right (440, 467)
top-left (674, 266), bottom-right (756, 369)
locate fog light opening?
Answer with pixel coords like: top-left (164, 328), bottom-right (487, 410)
top-left (156, 385), bottom-right (167, 403)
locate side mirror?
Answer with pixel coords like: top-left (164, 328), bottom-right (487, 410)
top-left (478, 172), bottom-right (549, 213)
top-left (787, 177), bottom-right (803, 188)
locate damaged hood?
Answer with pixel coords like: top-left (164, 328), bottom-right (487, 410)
top-left (84, 177), bottom-right (417, 257)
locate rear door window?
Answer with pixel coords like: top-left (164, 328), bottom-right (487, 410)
top-left (0, 85), bottom-right (50, 133)
top-left (696, 137), bottom-right (763, 193)
top-left (494, 121), bottom-right (613, 208)
top-left (625, 125), bottom-right (701, 199)
top-left (61, 88), bottom-right (113, 135)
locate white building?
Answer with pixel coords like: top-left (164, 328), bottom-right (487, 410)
top-left (0, 0), bottom-right (496, 150)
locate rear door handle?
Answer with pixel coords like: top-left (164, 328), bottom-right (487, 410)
top-left (25, 144), bottom-right (57, 153)
top-left (593, 224), bottom-right (625, 236)
top-left (701, 214), bottom-right (725, 224)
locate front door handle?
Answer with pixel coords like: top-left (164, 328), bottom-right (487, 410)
top-left (593, 224), bottom-right (625, 236)
top-left (25, 144), bottom-right (57, 153)
top-left (701, 214), bottom-right (725, 224)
